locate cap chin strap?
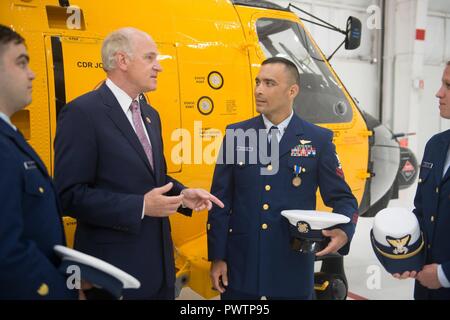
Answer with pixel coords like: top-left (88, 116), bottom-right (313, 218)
top-left (371, 232), bottom-right (425, 260)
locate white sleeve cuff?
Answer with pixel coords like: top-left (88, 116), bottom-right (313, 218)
top-left (142, 199), bottom-right (145, 219)
top-left (437, 264), bottom-right (450, 288)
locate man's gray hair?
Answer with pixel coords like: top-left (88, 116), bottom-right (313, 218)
top-left (101, 27), bottom-right (142, 72)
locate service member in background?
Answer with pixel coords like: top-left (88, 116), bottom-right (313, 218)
top-left (395, 61), bottom-right (450, 300)
top-left (0, 24), bottom-right (83, 300)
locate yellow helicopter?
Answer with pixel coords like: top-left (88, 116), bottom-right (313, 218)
top-left (1, 0), bottom-right (413, 299)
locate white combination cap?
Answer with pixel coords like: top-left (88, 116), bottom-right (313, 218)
top-left (281, 210), bottom-right (350, 230)
top-left (372, 207), bottom-right (421, 247)
top-left (54, 245), bottom-right (140, 299)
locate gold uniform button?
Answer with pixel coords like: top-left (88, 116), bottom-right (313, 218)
top-left (262, 223), bottom-right (268, 230)
top-left (428, 244), bottom-right (432, 249)
top-left (431, 216), bottom-right (435, 223)
top-left (239, 162), bottom-right (244, 166)
top-left (207, 223), bottom-right (211, 231)
top-left (229, 228), bottom-right (233, 233)
top-left (38, 187), bottom-right (45, 194)
top-left (267, 165), bottom-right (273, 171)
top-left (436, 187), bottom-right (439, 194)
top-left (37, 283), bottom-right (49, 296)
top-left (418, 179), bottom-right (422, 184)
top-left (263, 204), bottom-right (269, 210)
top-left (265, 185), bottom-right (271, 191)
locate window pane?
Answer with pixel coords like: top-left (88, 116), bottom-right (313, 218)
top-left (256, 18), bottom-right (353, 124)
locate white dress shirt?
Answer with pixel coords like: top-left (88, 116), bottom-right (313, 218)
top-left (105, 79), bottom-right (151, 219)
top-left (262, 110), bottom-right (294, 143)
top-left (0, 112), bottom-right (16, 131)
top-left (443, 145), bottom-right (450, 179)
top-left (437, 265), bottom-right (450, 288)
top-left (105, 79), bottom-right (152, 144)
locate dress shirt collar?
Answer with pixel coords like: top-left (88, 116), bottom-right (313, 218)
top-left (105, 78), bottom-right (140, 113)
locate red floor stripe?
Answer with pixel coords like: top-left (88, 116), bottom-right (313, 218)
top-left (347, 291), bottom-right (368, 300)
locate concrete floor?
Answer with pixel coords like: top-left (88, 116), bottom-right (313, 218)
top-left (177, 185), bottom-right (419, 300)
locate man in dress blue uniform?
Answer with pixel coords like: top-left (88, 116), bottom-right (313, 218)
top-left (207, 57), bottom-right (358, 300)
top-left (0, 25), bottom-right (78, 299)
top-left (394, 61), bottom-right (450, 300)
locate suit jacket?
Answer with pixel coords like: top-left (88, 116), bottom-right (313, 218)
top-left (0, 119), bottom-right (76, 300)
top-left (207, 114), bottom-right (358, 298)
top-left (54, 83), bottom-right (191, 299)
top-left (413, 129), bottom-right (450, 300)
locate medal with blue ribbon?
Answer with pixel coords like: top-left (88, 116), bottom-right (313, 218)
top-left (292, 165), bottom-right (305, 187)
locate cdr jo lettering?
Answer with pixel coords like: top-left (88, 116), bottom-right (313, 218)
top-left (76, 61), bottom-right (103, 69)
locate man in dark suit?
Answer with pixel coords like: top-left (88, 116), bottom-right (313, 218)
top-left (394, 61), bottom-right (450, 299)
top-left (0, 25), bottom-right (77, 299)
top-left (207, 57), bottom-right (358, 299)
top-left (54, 27), bottom-right (223, 300)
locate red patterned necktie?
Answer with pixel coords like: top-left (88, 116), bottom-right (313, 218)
top-left (130, 100), bottom-right (154, 170)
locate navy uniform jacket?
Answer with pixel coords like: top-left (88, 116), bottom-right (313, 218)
top-left (413, 129), bottom-right (450, 300)
top-left (0, 119), bottom-right (76, 300)
top-left (207, 115), bottom-right (358, 298)
top-left (54, 83), bottom-right (191, 299)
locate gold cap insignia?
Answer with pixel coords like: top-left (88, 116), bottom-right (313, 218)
top-left (37, 283), bottom-right (49, 296)
top-left (297, 221), bottom-right (310, 234)
top-left (386, 234), bottom-right (411, 255)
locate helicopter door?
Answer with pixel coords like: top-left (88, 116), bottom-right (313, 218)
top-left (44, 36), bottom-right (182, 173)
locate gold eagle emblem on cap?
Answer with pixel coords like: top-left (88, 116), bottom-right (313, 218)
top-left (386, 235), bottom-right (411, 255)
top-left (297, 221), bottom-right (310, 234)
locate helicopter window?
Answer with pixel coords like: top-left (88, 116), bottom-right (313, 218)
top-left (256, 18), bottom-right (353, 124)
